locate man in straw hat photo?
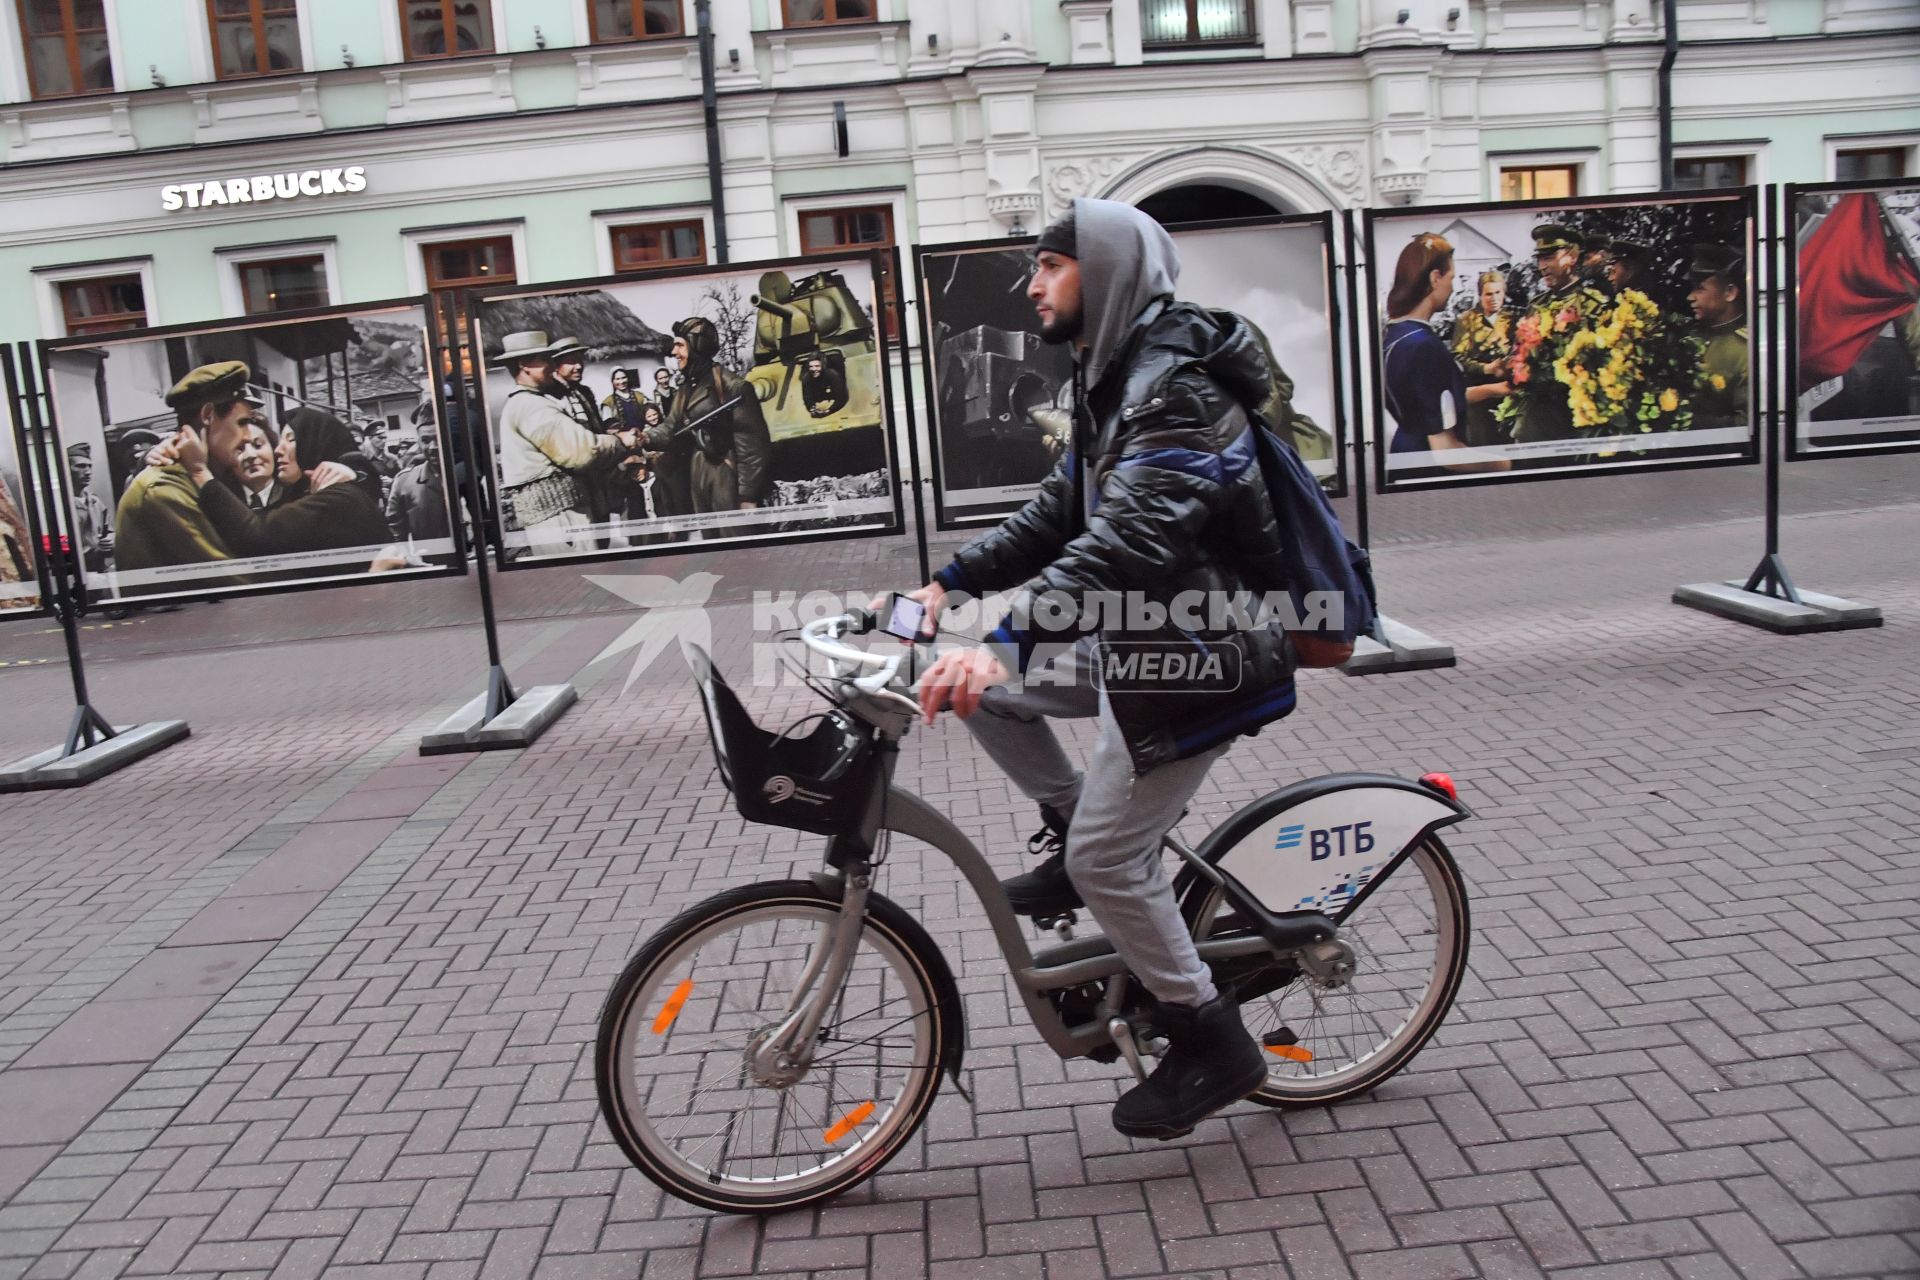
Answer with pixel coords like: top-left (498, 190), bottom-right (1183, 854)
top-left (492, 330), bottom-right (640, 557)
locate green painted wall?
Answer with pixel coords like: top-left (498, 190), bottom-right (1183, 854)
top-left (1767, 1), bottom-right (1826, 37)
top-left (308, 0), bottom-right (389, 73)
top-left (1675, 109), bottom-right (1911, 184)
top-left (502, 0), bottom-right (581, 53)
top-left (115, 3), bottom-right (193, 91)
top-left (1030, 1), bottom-right (1071, 65)
top-left (1332, 2), bottom-right (1360, 54)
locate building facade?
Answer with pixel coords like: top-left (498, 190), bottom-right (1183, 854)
top-left (0, 0), bottom-right (1914, 344)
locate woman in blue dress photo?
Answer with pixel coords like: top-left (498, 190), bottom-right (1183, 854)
top-left (1381, 233), bottom-right (1512, 474)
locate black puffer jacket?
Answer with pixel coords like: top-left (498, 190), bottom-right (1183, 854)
top-left (933, 200), bottom-right (1302, 772)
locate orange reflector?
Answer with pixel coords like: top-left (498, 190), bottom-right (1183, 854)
top-left (824, 1101), bottom-right (876, 1144)
top-left (651, 979), bottom-right (694, 1035)
top-left (1266, 1044), bottom-right (1313, 1062)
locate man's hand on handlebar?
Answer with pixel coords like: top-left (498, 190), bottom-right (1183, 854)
top-left (916, 647), bottom-right (1008, 725)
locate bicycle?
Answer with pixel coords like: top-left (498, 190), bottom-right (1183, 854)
top-left (595, 612), bottom-right (1472, 1214)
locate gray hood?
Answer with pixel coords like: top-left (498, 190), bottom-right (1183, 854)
top-left (1070, 197), bottom-right (1180, 389)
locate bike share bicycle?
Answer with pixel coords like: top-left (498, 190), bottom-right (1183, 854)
top-left (595, 612), bottom-right (1472, 1214)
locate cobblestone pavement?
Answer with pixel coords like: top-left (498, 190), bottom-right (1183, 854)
top-left (0, 465), bottom-right (1916, 1279)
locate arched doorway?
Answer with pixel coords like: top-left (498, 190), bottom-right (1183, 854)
top-left (1135, 183), bottom-right (1286, 226)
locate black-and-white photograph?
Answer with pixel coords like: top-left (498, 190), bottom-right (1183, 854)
top-left (473, 253), bottom-right (898, 565)
top-left (917, 217), bottom-right (1343, 528)
top-left (1791, 182), bottom-right (1920, 457)
top-left (44, 302), bottom-right (459, 603)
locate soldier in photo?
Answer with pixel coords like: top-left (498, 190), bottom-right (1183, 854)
top-left (1450, 270), bottom-right (1515, 448)
top-left (493, 330), bottom-right (639, 556)
top-left (1512, 223), bottom-right (1610, 445)
top-left (1604, 238), bottom-right (1652, 297)
top-left (66, 442), bottom-right (113, 576)
top-left (386, 403), bottom-right (451, 544)
top-left (667, 315), bottom-right (772, 520)
top-left (1688, 242), bottom-right (1750, 430)
top-left (359, 420), bottom-right (401, 485)
top-left (801, 351), bottom-right (850, 418)
top-left (112, 362), bottom-right (259, 589)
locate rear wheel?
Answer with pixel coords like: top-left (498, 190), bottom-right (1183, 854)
top-left (595, 880), bottom-right (954, 1213)
top-left (1187, 837), bottom-right (1470, 1107)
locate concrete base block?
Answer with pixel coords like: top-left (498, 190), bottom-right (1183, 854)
top-left (1674, 582), bottom-right (1883, 634)
top-left (0, 720), bottom-right (191, 792)
top-left (1341, 615), bottom-right (1458, 677)
top-left (419, 683), bottom-right (578, 755)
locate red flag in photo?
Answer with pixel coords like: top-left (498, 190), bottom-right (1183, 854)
top-left (1798, 192), bottom-right (1920, 386)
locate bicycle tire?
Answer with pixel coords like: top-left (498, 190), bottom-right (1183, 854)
top-left (595, 880), bottom-right (955, 1214)
top-left (1191, 835), bottom-right (1471, 1109)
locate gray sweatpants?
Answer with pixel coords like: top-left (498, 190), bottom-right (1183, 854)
top-left (965, 639), bottom-right (1228, 1008)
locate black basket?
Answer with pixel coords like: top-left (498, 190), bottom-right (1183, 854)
top-left (685, 643), bottom-right (880, 836)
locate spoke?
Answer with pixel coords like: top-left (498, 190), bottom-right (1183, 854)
top-left (812, 1012), bottom-right (926, 1065)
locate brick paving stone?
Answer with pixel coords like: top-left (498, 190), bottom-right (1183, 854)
top-left (0, 475), bottom-right (1916, 1279)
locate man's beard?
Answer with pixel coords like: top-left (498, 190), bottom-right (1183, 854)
top-left (1037, 308), bottom-right (1082, 345)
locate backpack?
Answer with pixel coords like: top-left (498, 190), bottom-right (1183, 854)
top-left (1247, 420), bottom-right (1378, 666)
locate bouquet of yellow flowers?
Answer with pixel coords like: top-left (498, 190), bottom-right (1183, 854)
top-left (1548, 289), bottom-right (1704, 435)
top-left (1493, 301), bottom-right (1585, 427)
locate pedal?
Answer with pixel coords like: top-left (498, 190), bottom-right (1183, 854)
top-left (1034, 910), bottom-right (1078, 941)
top-left (1261, 1027), bottom-right (1299, 1049)
top-left (1107, 1016), bottom-right (1149, 1083)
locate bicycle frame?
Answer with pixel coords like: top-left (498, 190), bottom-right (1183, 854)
top-left (736, 625), bottom-right (1468, 1077)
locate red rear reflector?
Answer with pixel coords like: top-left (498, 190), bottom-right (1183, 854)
top-left (1420, 772), bottom-right (1458, 801)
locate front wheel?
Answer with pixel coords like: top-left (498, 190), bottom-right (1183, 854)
top-left (595, 880), bottom-right (955, 1214)
top-left (1188, 836), bottom-right (1471, 1108)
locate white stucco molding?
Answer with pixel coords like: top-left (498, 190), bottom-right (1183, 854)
top-left (1080, 142), bottom-right (1358, 215)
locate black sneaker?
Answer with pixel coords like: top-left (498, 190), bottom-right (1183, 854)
top-left (999, 805), bottom-right (1082, 917)
top-left (1111, 994), bottom-right (1269, 1140)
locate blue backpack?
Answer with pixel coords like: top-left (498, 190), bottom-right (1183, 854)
top-left (1247, 421), bottom-right (1378, 659)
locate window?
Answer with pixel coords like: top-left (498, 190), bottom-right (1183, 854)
top-left (423, 235), bottom-right (516, 363)
top-left (209, 0), bottom-right (301, 78)
top-left (1499, 164), bottom-right (1579, 202)
top-left (1672, 155), bottom-right (1749, 192)
top-left (17, 0), bottom-right (114, 98)
top-left (1836, 146), bottom-right (1909, 182)
top-left (782, 0), bottom-right (874, 26)
top-left (610, 219), bottom-right (706, 272)
top-left (1140, 0), bottom-right (1256, 44)
top-left (58, 275), bottom-right (146, 336)
top-left (798, 204), bottom-right (895, 341)
top-left (399, 0), bottom-right (494, 60)
top-left (589, 0), bottom-right (682, 41)
top-left (238, 255), bottom-right (328, 314)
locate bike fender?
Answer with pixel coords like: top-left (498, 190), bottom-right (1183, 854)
top-left (1198, 773), bottom-right (1468, 921)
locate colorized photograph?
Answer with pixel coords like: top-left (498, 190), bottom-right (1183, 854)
top-left (918, 217), bottom-right (1342, 527)
top-left (43, 303), bottom-right (457, 603)
top-left (0, 404), bottom-right (44, 616)
top-left (1368, 192), bottom-right (1756, 488)
top-left (472, 253), bottom-right (897, 563)
top-left (1791, 183), bottom-right (1920, 456)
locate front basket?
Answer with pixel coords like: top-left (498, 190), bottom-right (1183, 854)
top-left (684, 643), bottom-right (879, 836)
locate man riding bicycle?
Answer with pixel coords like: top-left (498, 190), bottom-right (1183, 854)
top-left (910, 198), bottom-right (1318, 1140)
